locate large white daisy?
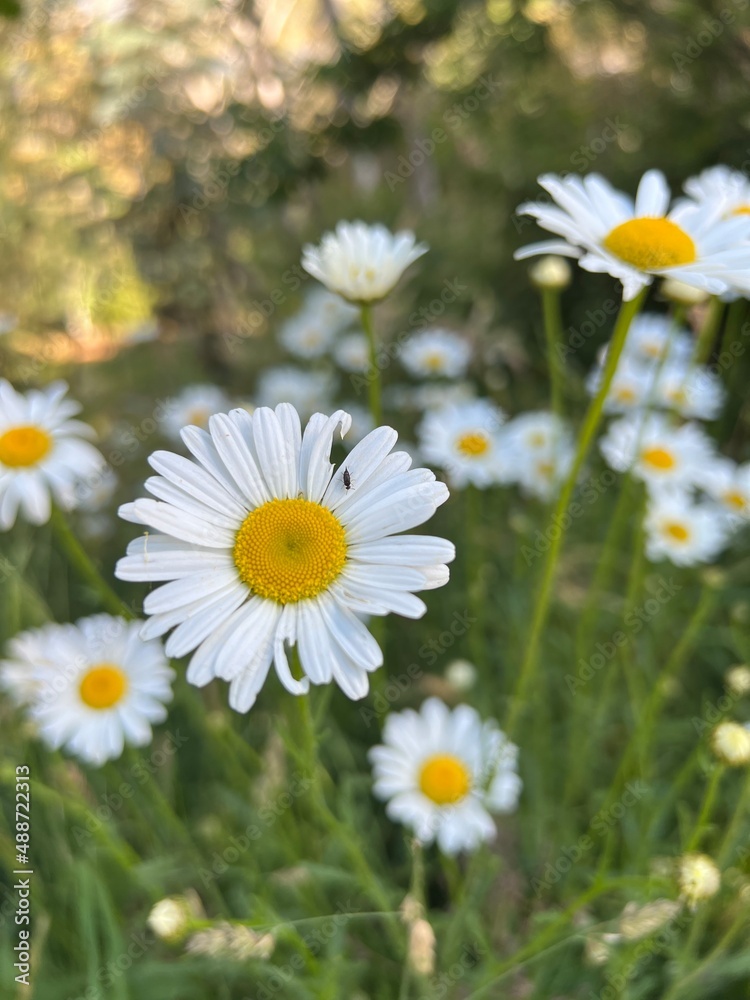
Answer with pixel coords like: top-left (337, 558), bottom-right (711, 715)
top-left (369, 697), bottom-right (522, 855)
top-left (116, 405), bottom-right (454, 712)
top-left (515, 170), bottom-right (750, 301)
top-left (302, 221), bottom-right (428, 304)
top-left (0, 379), bottom-right (104, 529)
top-left (10, 615), bottom-right (174, 766)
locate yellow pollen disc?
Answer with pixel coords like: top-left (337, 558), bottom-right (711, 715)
top-left (527, 431), bottom-right (547, 447)
top-left (0, 425), bottom-right (52, 468)
top-left (424, 352), bottom-right (446, 371)
top-left (602, 217), bottom-right (697, 270)
top-left (418, 754), bottom-right (471, 805)
top-left (187, 407), bottom-right (210, 428)
top-left (536, 460), bottom-right (554, 478)
top-left (724, 490), bottom-right (748, 511)
top-left (456, 431), bottom-right (490, 458)
top-left (79, 663), bottom-right (128, 709)
top-left (665, 521), bottom-right (690, 542)
top-left (641, 445), bottom-right (676, 471)
top-left (615, 387), bottom-right (637, 403)
top-left (233, 498), bottom-right (347, 604)
top-left (732, 206), bottom-right (750, 215)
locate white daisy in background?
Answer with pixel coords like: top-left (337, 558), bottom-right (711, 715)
top-left (682, 165), bottom-right (750, 220)
top-left (256, 367), bottom-right (336, 420)
top-left (620, 313), bottom-right (694, 367)
top-left (334, 332), bottom-right (370, 373)
top-left (340, 403), bottom-right (375, 447)
top-left (678, 853), bottom-right (721, 909)
top-left (587, 358), bottom-right (655, 414)
top-left (400, 329), bottom-right (472, 379)
top-left (302, 221), bottom-right (428, 304)
top-left (644, 492), bottom-right (728, 566)
top-left (600, 413), bottom-right (715, 492)
top-left (703, 458), bottom-right (750, 523)
top-left (304, 287), bottom-right (359, 332)
top-left (159, 385), bottom-right (233, 443)
top-left (652, 361), bottom-right (725, 421)
top-left (385, 382), bottom-right (476, 415)
top-left (418, 399), bottom-right (507, 488)
top-left (368, 697), bottom-right (522, 855)
top-left (10, 615), bottom-right (174, 767)
top-left (515, 170), bottom-right (750, 300)
top-left (0, 631), bottom-right (44, 707)
top-left (116, 404), bottom-right (454, 712)
top-left (74, 465), bottom-right (119, 539)
top-left (0, 379), bottom-right (104, 529)
top-left (278, 308), bottom-right (336, 360)
top-left (503, 411), bottom-right (576, 501)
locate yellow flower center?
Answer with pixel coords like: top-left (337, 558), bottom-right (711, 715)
top-left (0, 425), bottom-right (52, 468)
top-left (603, 218), bottom-right (697, 270)
top-left (641, 445), bottom-right (676, 471)
top-left (665, 522), bottom-right (690, 542)
top-left (187, 407), bottom-right (211, 428)
top-left (79, 663), bottom-right (128, 709)
top-left (732, 205), bottom-right (750, 215)
top-left (614, 386), bottom-right (637, 403)
top-left (536, 460), bottom-right (554, 478)
top-left (456, 431), bottom-right (490, 457)
top-left (724, 490), bottom-right (748, 511)
top-left (233, 498), bottom-right (347, 604)
top-left (527, 431), bottom-right (547, 447)
top-left (418, 754), bottom-right (471, 805)
top-left (424, 352), bottom-right (446, 372)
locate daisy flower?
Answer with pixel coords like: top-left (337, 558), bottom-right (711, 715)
top-left (304, 287), bottom-right (359, 332)
top-left (515, 170), bottom-right (750, 301)
top-left (503, 411), bottom-right (575, 501)
top-left (11, 615), bottom-right (174, 767)
top-left (302, 221), bottom-right (428, 304)
top-left (256, 367), bottom-right (335, 420)
top-left (652, 361), bottom-right (725, 421)
top-left (368, 697), bottom-right (522, 855)
top-left (341, 403), bottom-right (375, 447)
top-left (644, 492), bottom-right (728, 566)
top-left (678, 853), bottom-right (720, 908)
top-left (600, 413), bottom-right (715, 492)
top-left (702, 458), bottom-right (750, 522)
top-left (400, 329), bottom-right (472, 379)
top-left (0, 631), bottom-right (44, 707)
top-left (620, 313), bottom-right (694, 367)
top-left (160, 385), bottom-right (233, 443)
top-left (417, 399), bottom-right (507, 488)
top-left (278, 308), bottom-right (336, 360)
top-left (334, 333), bottom-right (370, 374)
top-left (682, 165), bottom-right (750, 219)
top-left (587, 359), bottom-right (655, 414)
top-left (116, 404), bottom-right (454, 712)
top-left (0, 379), bottom-right (104, 529)
top-left (385, 382), bottom-right (476, 415)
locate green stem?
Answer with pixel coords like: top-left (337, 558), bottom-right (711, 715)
top-left (684, 765), bottom-right (724, 853)
top-left (541, 288), bottom-right (565, 415)
top-left (661, 908), bottom-right (749, 1000)
top-left (50, 506), bottom-right (134, 619)
top-left (361, 303), bottom-right (382, 425)
top-left (465, 485), bottom-right (486, 673)
top-left (692, 297), bottom-right (725, 366)
top-left (505, 288), bottom-right (647, 740)
top-left (716, 768), bottom-right (750, 866)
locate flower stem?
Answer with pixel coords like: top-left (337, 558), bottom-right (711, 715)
top-left (504, 288), bottom-right (647, 740)
top-left (361, 303), bottom-right (382, 425)
top-left (692, 296), bottom-right (725, 366)
top-left (684, 765), bottom-right (725, 854)
top-left (541, 288), bottom-right (565, 415)
top-left (50, 506), bottom-right (134, 619)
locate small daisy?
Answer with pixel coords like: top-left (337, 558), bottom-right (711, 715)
top-left (304, 287), bottom-right (359, 332)
top-left (515, 170), bottom-right (750, 301)
top-left (644, 492), bottom-right (728, 566)
top-left (587, 359), bottom-right (655, 414)
top-left (621, 314), bottom-right (694, 367)
top-left (400, 329), bottom-right (472, 379)
top-left (504, 412), bottom-right (575, 501)
top-left (160, 385), bottom-right (233, 443)
top-left (678, 853), bottom-right (720, 908)
top-left (0, 379), bottom-right (104, 529)
top-left (256, 367), bottom-right (335, 420)
top-left (600, 413), bottom-right (715, 492)
top-left (369, 697), bottom-right (522, 855)
top-left (116, 405), bottom-right (454, 712)
top-left (652, 361), bottom-right (725, 421)
top-left (702, 458), bottom-right (750, 522)
top-left (302, 221), bottom-right (428, 304)
top-left (682, 165), bottom-right (750, 220)
top-left (334, 332), bottom-right (370, 373)
top-left (711, 722), bottom-right (750, 766)
top-left (417, 400), bottom-right (507, 488)
top-left (278, 308), bottom-right (336, 360)
top-left (11, 615), bottom-right (174, 767)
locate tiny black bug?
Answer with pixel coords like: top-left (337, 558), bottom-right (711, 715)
top-left (342, 467), bottom-right (352, 491)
